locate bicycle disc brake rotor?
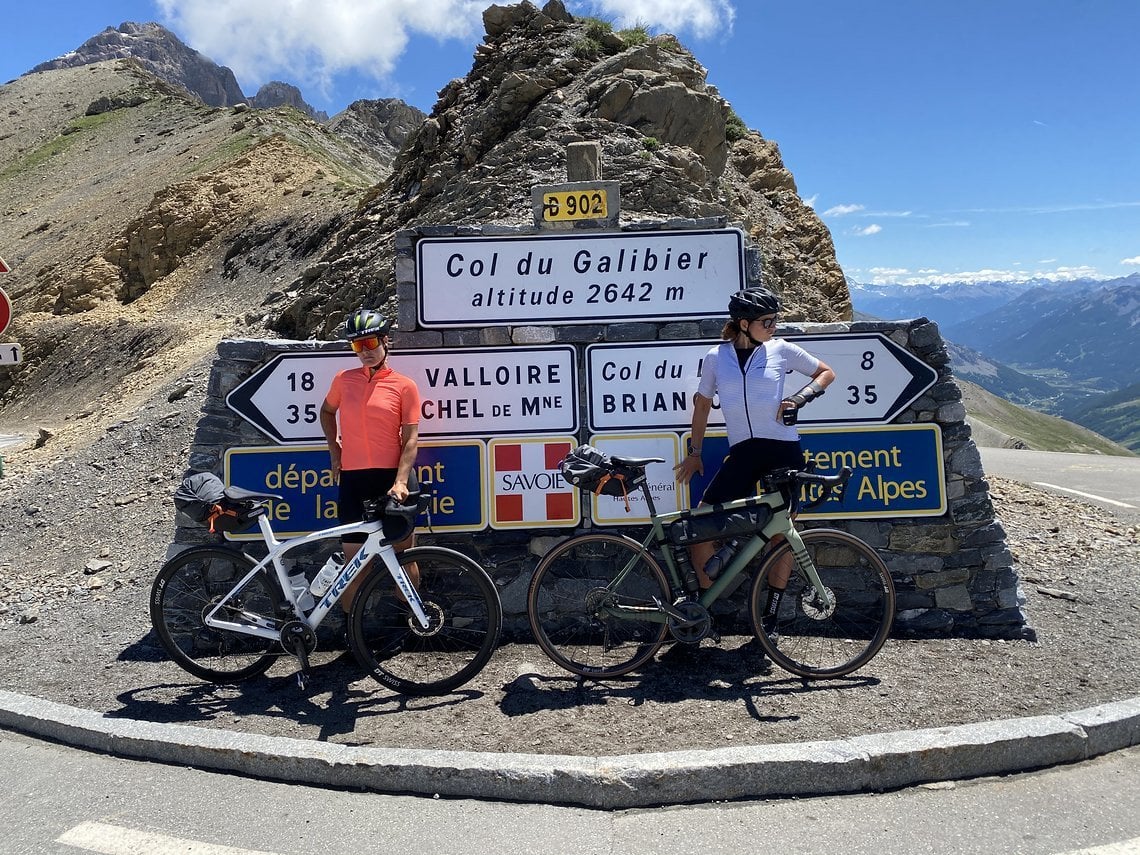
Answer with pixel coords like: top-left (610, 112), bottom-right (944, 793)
top-left (799, 586), bottom-right (837, 621)
top-left (408, 599), bottom-right (445, 637)
top-left (667, 598), bottom-right (711, 643)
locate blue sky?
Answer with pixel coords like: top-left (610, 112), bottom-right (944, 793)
top-left (5, 1), bottom-right (1139, 286)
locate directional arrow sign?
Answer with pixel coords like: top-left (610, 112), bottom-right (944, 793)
top-left (586, 333), bottom-right (937, 430)
top-left (0, 342), bottom-right (22, 366)
top-left (227, 345), bottom-right (579, 444)
top-left (786, 333), bottom-right (938, 425)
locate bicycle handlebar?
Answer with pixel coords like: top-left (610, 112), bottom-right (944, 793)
top-left (760, 467), bottom-right (852, 511)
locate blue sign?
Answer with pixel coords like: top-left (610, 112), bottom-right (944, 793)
top-left (223, 441), bottom-right (487, 538)
top-left (684, 424), bottom-right (946, 519)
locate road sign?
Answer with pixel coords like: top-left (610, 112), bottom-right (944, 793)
top-left (222, 440), bottom-right (487, 538)
top-left (0, 342), bottom-right (22, 366)
top-left (416, 228), bottom-right (745, 328)
top-left (0, 256), bottom-right (10, 274)
top-left (585, 333), bottom-right (937, 430)
top-left (0, 287), bottom-right (11, 337)
top-left (788, 334), bottom-right (938, 425)
top-left (226, 346), bottom-right (579, 444)
top-left (681, 423), bottom-right (946, 519)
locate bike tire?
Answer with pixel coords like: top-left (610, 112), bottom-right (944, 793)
top-left (749, 528), bottom-right (895, 678)
top-left (150, 546), bottom-right (281, 683)
top-left (527, 533), bottom-right (671, 678)
top-left (349, 546), bottom-right (502, 696)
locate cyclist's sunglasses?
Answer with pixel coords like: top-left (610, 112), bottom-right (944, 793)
top-left (349, 335), bottom-right (383, 353)
top-left (751, 316), bottom-right (778, 329)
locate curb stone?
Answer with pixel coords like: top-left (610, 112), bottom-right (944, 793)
top-left (1, 690), bottom-right (1138, 809)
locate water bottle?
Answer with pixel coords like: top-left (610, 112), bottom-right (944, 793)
top-left (309, 551), bottom-right (345, 597)
top-left (287, 571), bottom-right (315, 611)
top-left (703, 539), bottom-right (739, 581)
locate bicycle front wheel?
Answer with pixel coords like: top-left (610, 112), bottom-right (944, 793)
top-left (349, 546), bottom-right (502, 696)
top-left (749, 528), bottom-right (895, 678)
top-left (527, 533), bottom-right (671, 678)
top-left (150, 546), bottom-right (281, 683)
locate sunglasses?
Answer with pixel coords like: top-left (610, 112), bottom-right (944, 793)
top-left (349, 336), bottom-right (383, 353)
top-left (750, 316), bottom-right (778, 330)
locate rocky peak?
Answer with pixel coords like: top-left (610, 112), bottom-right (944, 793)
top-left (29, 21), bottom-right (246, 108)
top-left (249, 81), bottom-right (328, 121)
top-left (327, 99), bottom-right (427, 169)
top-left (274, 0), bottom-right (848, 337)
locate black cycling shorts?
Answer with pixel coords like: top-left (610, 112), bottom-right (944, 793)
top-left (337, 467), bottom-right (419, 543)
top-left (699, 438), bottom-right (804, 505)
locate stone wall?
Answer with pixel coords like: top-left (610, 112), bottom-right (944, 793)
top-left (178, 218), bottom-right (1030, 641)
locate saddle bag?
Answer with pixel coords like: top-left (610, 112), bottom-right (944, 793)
top-left (559, 445), bottom-right (639, 498)
top-left (174, 472), bottom-right (257, 534)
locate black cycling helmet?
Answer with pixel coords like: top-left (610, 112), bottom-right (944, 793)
top-left (728, 287), bottom-right (781, 320)
top-left (344, 309), bottom-right (391, 340)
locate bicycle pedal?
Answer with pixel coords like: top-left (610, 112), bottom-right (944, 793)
top-left (296, 671), bottom-right (308, 691)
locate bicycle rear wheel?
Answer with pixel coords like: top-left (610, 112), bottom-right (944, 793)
top-left (150, 546), bottom-right (281, 682)
top-left (749, 528), bottom-right (895, 678)
top-left (349, 546), bottom-right (502, 696)
top-left (527, 533), bottom-right (671, 678)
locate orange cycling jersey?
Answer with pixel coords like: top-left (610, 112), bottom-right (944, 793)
top-left (324, 366), bottom-right (420, 470)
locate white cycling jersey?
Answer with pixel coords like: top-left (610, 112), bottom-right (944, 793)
top-left (696, 338), bottom-right (820, 446)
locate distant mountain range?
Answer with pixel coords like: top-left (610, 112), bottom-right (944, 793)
top-left (849, 273), bottom-right (1140, 451)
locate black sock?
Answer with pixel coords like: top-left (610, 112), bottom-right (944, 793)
top-left (764, 587), bottom-right (784, 617)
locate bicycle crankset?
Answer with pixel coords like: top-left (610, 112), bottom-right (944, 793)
top-left (666, 598), bottom-right (712, 643)
top-left (280, 620), bottom-right (317, 689)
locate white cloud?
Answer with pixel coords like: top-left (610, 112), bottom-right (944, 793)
top-left (572, 0), bottom-right (736, 38)
top-left (156, 0), bottom-right (487, 94)
top-left (823, 203), bottom-right (864, 216)
top-left (1123, 256), bottom-right (1140, 266)
top-left (923, 220), bottom-right (971, 228)
top-left (803, 194), bottom-right (818, 209)
top-left (852, 224), bottom-right (882, 237)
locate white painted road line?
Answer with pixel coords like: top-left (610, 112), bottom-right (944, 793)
top-left (1034, 482), bottom-right (1137, 509)
top-left (56, 821), bottom-right (278, 855)
top-left (1059, 836), bottom-right (1140, 854)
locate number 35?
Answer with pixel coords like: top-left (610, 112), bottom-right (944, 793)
top-left (847, 384), bottom-right (878, 405)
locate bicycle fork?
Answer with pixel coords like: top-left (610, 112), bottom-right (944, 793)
top-left (783, 528), bottom-right (834, 610)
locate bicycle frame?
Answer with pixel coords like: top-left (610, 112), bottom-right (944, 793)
top-left (202, 513), bottom-right (430, 641)
top-left (597, 484), bottom-right (833, 624)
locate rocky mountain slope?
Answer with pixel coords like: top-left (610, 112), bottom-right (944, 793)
top-left (29, 21), bottom-right (248, 109)
top-left (272, 2), bottom-right (848, 338)
top-left (1, 0), bottom-right (847, 459)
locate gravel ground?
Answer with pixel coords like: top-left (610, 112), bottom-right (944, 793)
top-left (1, 397), bottom-right (1137, 755)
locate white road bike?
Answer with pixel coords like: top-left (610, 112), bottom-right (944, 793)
top-left (150, 490), bottom-right (502, 696)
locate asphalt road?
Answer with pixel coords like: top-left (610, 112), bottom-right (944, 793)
top-left (979, 446), bottom-right (1140, 522)
top-left (3, 730), bottom-right (1140, 855)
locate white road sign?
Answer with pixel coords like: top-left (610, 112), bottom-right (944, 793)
top-left (586, 333), bottom-right (937, 430)
top-left (226, 346), bottom-right (579, 444)
top-left (0, 342), bottom-right (22, 365)
top-left (416, 228), bottom-right (745, 327)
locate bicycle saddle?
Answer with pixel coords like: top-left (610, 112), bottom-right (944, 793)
top-left (609, 455), bottom-right (664, 468)
top-left (223, 484), bottom-right (283, 501)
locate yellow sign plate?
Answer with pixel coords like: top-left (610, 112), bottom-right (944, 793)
top-left (541, 187), bottom-right (609, 222)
